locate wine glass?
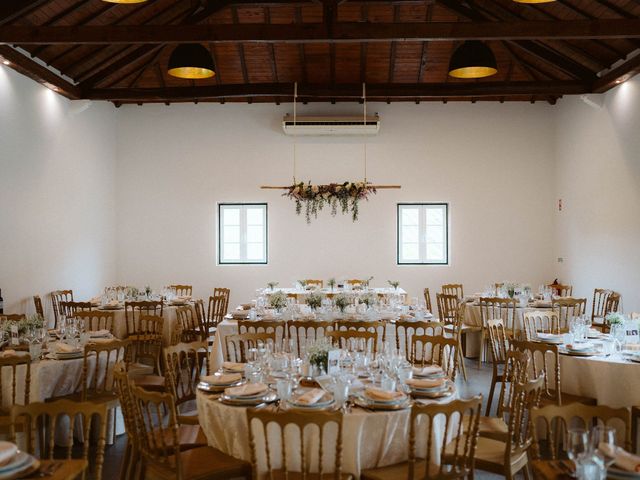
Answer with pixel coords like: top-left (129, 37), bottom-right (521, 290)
top-left (568, 428), bottom-right (589, 470)
top-left (591, 426), bottom-right (617, 468)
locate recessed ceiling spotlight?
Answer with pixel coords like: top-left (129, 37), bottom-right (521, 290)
top-left (2, 60), bottom-right (10, 66)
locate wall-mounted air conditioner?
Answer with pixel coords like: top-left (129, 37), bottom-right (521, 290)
top-left (282, 115), bottom-right (380, 136)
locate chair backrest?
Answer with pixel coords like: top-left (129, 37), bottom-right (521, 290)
top-left (238, 320), bottom-right (286, 338)
top-left (287, 320), bottom-right (334, 358)
top-left (479, 297), bottom-right (517, 333)
top-left (33, 295), bottom-right (44, 319)
top-left (552, 297), bottom-right (587, 331)
top-left (442, 283), bottom-right (464, 299)
top-left (327, 330), bottom-right (378, 354)
top-left (247, 408), bottom-right (344, 480)
top-left (11, 399), bottom-right (108, 480)
top-left (394, 320), bottom-right (444, 360)
top-left (334, 320), bottom-right (385, 345)
top-left (174, 306), bottom-right (203, 344)
top-left (486, 319), bottom-right (509, 366)
top-left (50, 290), bottom-right (73, 329)
top-left (59, 301), bottom-right (92, 324)
top-left (81, 339), bottom-right (127, 401)
top-left (523, 310), bottom-right (560, 340)
top-left (127, 315), bottom-right (164, 374)
top-left (305, 279), bottom-right (324, 288)
top-left (423, 288), bottom-right (433, 313)
top-left (505, 374), bottom-right (545, 460)
top-left (496, 350), bottom-right (530, 418)
top-left (436, 293), bottom-right (459, 325)
top-left (345, 279), bottom-right (363, 286)
top-left (511, 339), bottom-right (561, 405)
top-left (207, 293), bottom-right (228, 330)
top-left (129, 385), bottom-right (185, 478)
top-left (113, 362), bottom-right (139, 448)
top-left (0, 314), bottom-right (26, 321)
top-left (409, 396), bottom-right (482, 479)
top-left (0, 355), bottom-right (31, 415)
top-left (549, 283), bottom-right (573, 297)
top-left (75, 310), bottom-right (115, 334)
top-left (225, 332), bottom-right (276, 363)
top-left (125, 301), bottom-right (163, 336)
top-left (591, 288), bottom-right (621, 325)
top-left (410, 334), bottom-right (458, 380)
top-left (170, 285), bottom-right (193, 297)
top-left (531, 403), bottom-right (633, 459)
top-left (213, 287), bottom-right (230, 316)
top-left (164, 341), bottom-right (208, 408)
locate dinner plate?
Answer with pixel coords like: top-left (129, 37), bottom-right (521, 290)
top-left (535, 334), bottom-right (564, 345)
top-left (197, 379), bottom-right (245, 393)
top-left (560, 348), bottom-right (600, 357)
top-left (0, 451), bottom-right (38, 478)
top-left (410, 380), bottom-right (451, 394)
top-left (219, 391), bottom-right (277, 406)
top-left (287, 392), bottom-right (335, 410)
top-left (360, 391), bottom-right (408, 406)
top-left (412, 369), bottom-right (446, 379)
top-left (98, 305), bottom-right (122, 310)
top-left (353, 396), bottom-right (411, 411)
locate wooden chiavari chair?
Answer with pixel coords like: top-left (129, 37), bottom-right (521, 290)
top-left (33, 295), bottom-right (44, 320)
top-left (59, 301), bottom-right (92, 327)
top-left (472, 374), bottom-right (545, 479)
top-left (238, 319), bottom-right (286, 342)
top-left (11, 399), bottom-right (107, 480)
top-left (632, 406), bottom-right (640, 453)
top-left (530, 403), bottom-right (632, 459)
top-left (164, 341), bottom-right (209, 423)
top-left (170, 285), bottom-right (193, 297)
top-left (50, 289), bottom-right (73, 329)
top-left (436, 293), bottom-right (458, 327)
top-left (511, 339), bottom-right (596, 407)
top-left (205, 291), bottom-right (229, 337)
top-left (287, 320), bottom-right (334, 358)
top-left (76, 339), bottom-right (128, 409)
top-left (126, 314), bottom-right (165, 392)
top-left (523, 310), bottom-right (560, 340)
top-left (552, 297), bottom-right (586, 332)
top-left (478, 297), bottom-right (517, 367)
top-left (409, 334), bottom-right (459, 380)
top-left (441, 283), bottom-right (464, 300)
top-left (75, 310), bottom-right (115, 334)
top-left (125, 300), bottom-right (164, 337)
top-left (247, 408), bottom-right (348, 480)
top-left (394, 320), bottom-right (444, 362)
top-left (361, 396), bottom-right (483, 480)
top-left (0, 314), bottom-right (26, 321)
top-left (327, 330), bottom-right (378, 354)
top-left (174, 306), bottom-right (203, 344)
top-left (225, 332), bottom-right (276, 363)
top-left (485, 319), bottom-right (510, 416)
top-left (549, 283), bottom-right (573, 297)
top-left (305, 279), bottom-right (324, 288)
top-left (130, 385), bottom-right (251, 480)
top-left (591, 288), bottom-right (621, 331)
top-left (345, 279), bottom-right (363, 286)
top-left (334, 320), bottom-right (386, 348)
top-left (0, 354), bottom-right (31, 431)
top-left (422, 287), bottom-right (433, 313)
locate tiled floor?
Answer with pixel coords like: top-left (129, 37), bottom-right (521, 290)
top-left (101, 358), bottom-right (512, 479)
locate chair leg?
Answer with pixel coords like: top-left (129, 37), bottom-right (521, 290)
top-left (523, 464), bottom-right (532, 480)
top-left (458, 347), bottom-right (468, 381)
top-left (632, 407), bottom-right (639, 453)
top-left (485, 371), bottom-right (497, 416)
top-left (478, 330), bottom-right (484, 368)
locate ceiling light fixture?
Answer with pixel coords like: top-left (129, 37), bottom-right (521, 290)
top-left (513, 0), bottom-right (555, 3)
top-left (448, 41), bottom-right (498, 79)
top-left (102, 0), bottom-right (148, 4)
top-left (167, 44), bottom-right (215, 80)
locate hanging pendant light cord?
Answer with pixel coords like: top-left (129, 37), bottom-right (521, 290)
top-left (293, 82), bottom-right (298, 184)
top-left (363, 82), bottom-right (367, 184)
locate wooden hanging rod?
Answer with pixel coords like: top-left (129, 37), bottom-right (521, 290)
top-left (261, 185), bottom-right (402, 189)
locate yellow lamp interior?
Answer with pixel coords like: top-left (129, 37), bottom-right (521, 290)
top-left (449, 66), bottom-right (498, 79)
top-left (168, 67), bottom-right (216, 80)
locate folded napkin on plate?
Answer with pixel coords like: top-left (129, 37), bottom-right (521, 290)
top-left (296, 388), bottom-right (325, 405)
top-left (231, 311), bottom-right (249, 319)
top-left (55, 342), bottom-right (80, 353)
top-left (0, 441), bottom-right (18, 466)
top-left (241, 304), bottom-right (252, 310)
top-left (176, 295), bottom-right (192, 301)
top-left (600, 444), bottom-right (640, 472)
top-left (89, 338), bottom-right (114, 344)
top-left (90, 329), bottom-right (111, 337)
top-left (225, 382), bottom-right (267, 397)
top-left (413, 365), bottom-right (443, 376)
top-left (222, 362), bottom-right (245, 372)
top-left (406, 378), bottom-right (446, 389)
top-left (566, 342), bottom-right (592, 351)
top-left (107, 300), bottom-right (120, 307)
top-left (201, 373), bottom-right (242, 385)
top-left (365, 387), bottom-right (404, 401)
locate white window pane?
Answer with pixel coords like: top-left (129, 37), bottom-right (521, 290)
top-left (247, 225), bottom-right (263, 243)
top-left (246, 243), bottom-right (264, 261)
top-left (402, 243), bottom-right (420, 261)
top-left (426, 207), bottom-right (444, 226)
top-left (224, 225), bottom-right (240, 243)
top-left (223, 243), bottom-right (240, 260)
top-left (246, 208), bottom-right (264, 225)
top-left (401, 208), bottom-right (419, 226)
top-left (402, 225), bottom-right (419, 243)
top-left (426, 226), bottom-right (444, 244)
top-left (426, 243), bottom-right (444, 262)
top-left (223, 208), bottom-right (240, 225)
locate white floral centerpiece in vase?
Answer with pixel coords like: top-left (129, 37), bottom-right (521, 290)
top-left (334, 293), bottom-right (351, 315)
top-left (306, 338), bottom-right (332, 377)
top-left (327, 278), bottom-right (336, 292)
top-left (269, 291), bottom-right (288, 314)
top-left (267, 281), bottom-right (279, 292)
top-left (305, 291), bottom-right (323, 311)
top-left (388, 280), bottom-right (401, 293)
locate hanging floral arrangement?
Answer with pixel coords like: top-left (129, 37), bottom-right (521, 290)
top-left (284, 181), bottom-right (377, 223)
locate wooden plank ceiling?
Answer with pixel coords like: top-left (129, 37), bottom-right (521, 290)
top-left (0, 0), bottom-right (639, 105)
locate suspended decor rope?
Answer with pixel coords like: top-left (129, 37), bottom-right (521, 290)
top-left (261, 82), bottom-right (401, 223)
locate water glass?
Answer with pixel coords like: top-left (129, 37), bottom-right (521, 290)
top-left (333, 380), bottom-right (349, 408)
top-left (380, 372), bottom-right (396, 392)
top-left (276, 379), bottom-right (292, 402)
top-left (591, 426), bottom-right (617, 468)
top-left (568, 428), bottom-right (589, 465)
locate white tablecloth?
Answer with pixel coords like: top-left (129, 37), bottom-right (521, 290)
top-left (464, 303), bottom-right (553, 334)
top-left (104, 305), bottom-right (180, 345)
top-left (196, 391), bottom-right (456, 477)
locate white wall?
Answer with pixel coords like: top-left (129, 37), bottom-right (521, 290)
top-left (555, 76), bottom-right (640, 311)
top-left (115, 102), bottom-right (557, 306)
top-left (0, 66), bottom-right (117, 316)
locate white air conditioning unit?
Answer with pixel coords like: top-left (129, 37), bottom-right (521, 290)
top-left (282, 115), bottom-right (380, 136)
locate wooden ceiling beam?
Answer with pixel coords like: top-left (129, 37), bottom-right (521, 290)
top-left (85, 81), bottom-right (590, 101)
top-left (0, 0), bottom-right (49, 25)
top-left (0, 46), bottom-right (80, 99)
top-left (2, 20), bottom-right (640, 45)
top-left (593, 54), bottom-right (640, 93)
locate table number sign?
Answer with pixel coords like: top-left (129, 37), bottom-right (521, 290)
top-left (10, 324), bottom-right (19, 346)
top-left (327, 349), bottom-right (341, 375)
top-left (624, 322), bottom-right (639, 344)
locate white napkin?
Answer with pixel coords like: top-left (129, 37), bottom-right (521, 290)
top-left (225, 383), bottom-right (267, 398)
top-left (0, 350), bottom-right (17, 358)
top-left (295, 388), bottom-right (325, 405)
top-left (600, 444), bottom-right (640, 472)
top-left (222, 362), bottom-right (245, 372)
top-left (202, 373), bottom-right (242, 385)
top-left (413, 365), bottom-right (443, 376)
top-left (364, 387), bottom-right (405, 402)
top-left (90, 329), bottom-right (111, 337)
top-left (0, 442), bottom-right (18, 466)
top-left (55, 342), bottom-right (80, 353)
top-left (566, 342), bottom-right (592, 351)
top-left (406, 378), bottom-right (446, 389)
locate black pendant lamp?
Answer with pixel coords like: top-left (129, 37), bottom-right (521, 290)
top-left (168, 44), bottom-right (216, 80)
top-left (448, 41), bottom-right (497, 79)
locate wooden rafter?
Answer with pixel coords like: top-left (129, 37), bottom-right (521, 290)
top-left (0, 0), bottom-right (49, 25)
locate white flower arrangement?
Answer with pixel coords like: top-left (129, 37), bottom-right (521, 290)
top-left (605, 312), bottom-right (625, 325)
top-left (0, 314), bottom-right (44, 335)
top-left (334, 293), bottom-right (351, 313)
top-left (305, 291), bottom-right (323, 310)
top-left (306, 338), bottom-right (332, 372)
top-left (269, 291), bottom-right (288, 310)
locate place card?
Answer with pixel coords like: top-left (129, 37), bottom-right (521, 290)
top-left (10, 325), bottom-right (19, 346)
top-left (327, 349), bottom-right (341, 375)
top-left (625, 323), bottom-right (639, 344)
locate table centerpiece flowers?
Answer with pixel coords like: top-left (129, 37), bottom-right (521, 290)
top-left (388, 280), bottom-right (401, 292)
top-left (306, 338), bottom-right (332, 376)
top-left (267, 281), bottom-right (279, 292)
top-left (327, 278), bottom-right (337, 291)
top-left (334, 293), bottom-right (351, 313)
top-left (269, 291), bottom-right (288, 312)
top-left (305, 291), bottom-right (323, 311)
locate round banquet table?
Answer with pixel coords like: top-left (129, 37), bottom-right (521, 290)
top-left (100, 304), bottom-right (180, 345)
top-left (196, 390), bottom-right (458, 478)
